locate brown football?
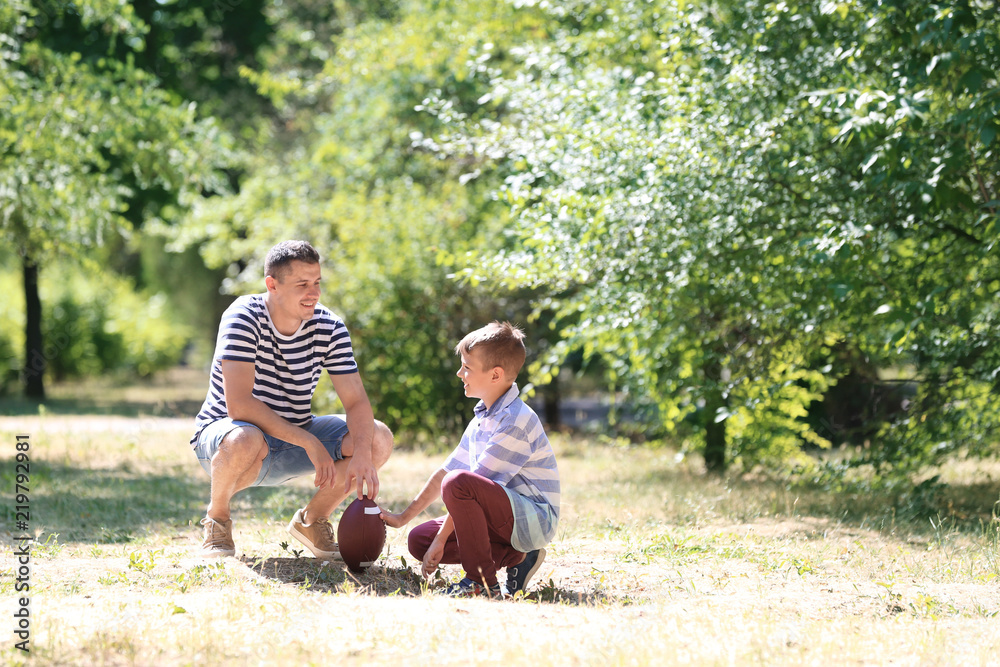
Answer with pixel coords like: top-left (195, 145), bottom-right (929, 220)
top-left (336, 495), bottom-right (386, 573)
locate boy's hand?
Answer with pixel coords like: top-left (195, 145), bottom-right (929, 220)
top-left (380, 509), bottom-right (408, 529)
top-left (422, 540), bottom-right (445, 579)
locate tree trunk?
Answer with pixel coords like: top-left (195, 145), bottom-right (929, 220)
top-left (22, 256), bottom-right (45, 400)
top-left (542, 371), bottom-right (562, 430)
top-left (702, 355), bottom-right (727, 473)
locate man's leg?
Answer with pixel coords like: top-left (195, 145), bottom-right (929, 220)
top-left (283, 418), bottom-right (393, 559)
top-left (440, 469), bottom-right (520, 588)
top-left (303, 419), bottom-right (394, 520)
top-left (194, 420), bottom-right (268, 558)
top-left (207, 426), bottom-right (268, 522)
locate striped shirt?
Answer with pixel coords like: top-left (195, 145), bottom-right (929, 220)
top-left (442, 383), bottom-right (560, 552)
top-left (190, 294), bottom-right (358, 447)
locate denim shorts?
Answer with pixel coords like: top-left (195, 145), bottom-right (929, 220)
top-left (194, 416), bottom-right (349, 487)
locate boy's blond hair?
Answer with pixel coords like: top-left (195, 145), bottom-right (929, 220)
top-left (455, 321), bottom-right (526, 379)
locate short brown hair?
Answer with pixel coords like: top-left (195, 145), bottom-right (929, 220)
top-left (455, 321), bottom-right (526, 378)
top-left (264, 240), bottom-right (320, 281)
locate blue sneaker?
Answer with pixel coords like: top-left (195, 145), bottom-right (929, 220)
top-left (506, 548), bottom-right (546, 595)
top-left (445, 577), bottom-right (509, 599)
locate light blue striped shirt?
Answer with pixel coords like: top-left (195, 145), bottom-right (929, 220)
top-left (442, 383), bottom-right (560, 552)
top-left (191, 294), bottom-right (358, 446)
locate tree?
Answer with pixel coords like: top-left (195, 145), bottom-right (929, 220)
top-left (427, 0), bottom-right (840, 470)
top-left (431, 0), bottom-right (999, 473)
top-left (174, 0), bottom-right (553, 436)
top-left (798, 0), bottom-right (1000, 472)
top-left (0, 0), bottom-right (232, 397)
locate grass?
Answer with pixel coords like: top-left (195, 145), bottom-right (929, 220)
top-left (1, 376), bottom-right (1000, 665)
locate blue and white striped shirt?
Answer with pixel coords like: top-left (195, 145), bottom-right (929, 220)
top-left (442, 383), bottom-right (560, 551)
top-left (191, 294), bottom-right (358, 446)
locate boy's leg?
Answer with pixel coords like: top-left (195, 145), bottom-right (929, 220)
top-left (440, 469), bottom-right (521, 588)
top-left (407, 517), bottom-right (462, 563)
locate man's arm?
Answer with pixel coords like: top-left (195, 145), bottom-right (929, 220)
top-left (329, 370), bottom-right (379, 499)
top-left (221, 359), bottom-right (336, 488)
top-left (380, 467), bottom-right (448, 528)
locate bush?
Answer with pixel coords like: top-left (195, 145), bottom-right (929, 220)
top-left (42, 266), bottom-right (191, 379)
top-left (0, 260), bottom-right (193, 386)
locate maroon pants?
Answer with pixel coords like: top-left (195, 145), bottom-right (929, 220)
top-left (408, 470), bottom-right (522, 587)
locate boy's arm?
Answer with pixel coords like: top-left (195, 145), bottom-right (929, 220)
top-left (422, 514), bottom-right (453, 579)
top-left (380, 467), bottom-right (448, 528)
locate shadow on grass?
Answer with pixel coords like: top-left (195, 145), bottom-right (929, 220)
top-left (639, 462), bottom-right (1000, 540)
top-left (0, 457), bottom-right (294, 544)
top-left (0, 367), bottom-right (208, 418)
top-left (237, 554), bottom-right (614, 605)
top-left (0, 396), bottom-right (203, 418)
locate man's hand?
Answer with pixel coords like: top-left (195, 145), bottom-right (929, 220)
top-left (331, 371), bottom-right (380, 499)
top-left (343, 450), bottom-right (379, 499)
top-left (304, 438), bottom-right (336, 489)
top-left (422, 538), bottom-right (445, 579)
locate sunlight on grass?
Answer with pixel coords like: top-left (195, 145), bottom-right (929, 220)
top-left (1, 416), bottom-right (999, 665)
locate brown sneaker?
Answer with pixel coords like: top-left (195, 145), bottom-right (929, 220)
top-left (200, 516), bottom-right (235, 558)
top-left (287, 508), bottom-right (341, 560)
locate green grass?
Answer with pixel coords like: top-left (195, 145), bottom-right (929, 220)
top-left (1, 381), bottom-right (999, 665)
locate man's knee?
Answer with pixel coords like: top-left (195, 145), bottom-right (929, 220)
top-left (215, 426), bottom-right (267, 465)
top-left (373, 420), bottom-right (394, 466)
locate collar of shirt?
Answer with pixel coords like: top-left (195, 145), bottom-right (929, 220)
top-left (474, 382), bottom-right (520, 420)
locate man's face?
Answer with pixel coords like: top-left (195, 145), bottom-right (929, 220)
top-left (456, 349), bottom-right (495, 400)
top-left (270, 260), bottom-right (321, 323)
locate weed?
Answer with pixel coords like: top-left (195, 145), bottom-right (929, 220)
top-left (33, 533), bottom-right (64, 558)
top-left (126, 549), bottom-right (162, 576)
top-left (972, 603), bottom-right (999, 618)
top-left (622, 532), bottom-right (709, 564)
top-left (782, 556), bottom-right (819, 576)
top-left (97, 571), bottom-right (129, 586)
top-left (909, 592), bottom-right (953, 619)
top-left (279, 541), bottom-right (304, 559)
top-left (876, 581), bottom-right (905, 615)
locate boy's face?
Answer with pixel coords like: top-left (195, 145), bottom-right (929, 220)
top-left (456, 349), bottom-right (497, 400)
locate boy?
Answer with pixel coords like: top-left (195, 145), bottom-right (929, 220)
top-left (380, 321), bottom-right (560, 598)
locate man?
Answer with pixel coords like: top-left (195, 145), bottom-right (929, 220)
top-left (190, 240), bottom-right (393, 558)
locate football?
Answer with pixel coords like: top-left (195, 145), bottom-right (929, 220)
top-left (336, 495), bottom-right (386, 573)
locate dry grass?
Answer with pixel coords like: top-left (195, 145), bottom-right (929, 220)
top-left (2, 408), bottom-right (1000, 666)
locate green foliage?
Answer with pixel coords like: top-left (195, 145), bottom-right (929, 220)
top-left (0, 334), bottom-right (18, 396)
top-left (173, 0), bottom-right (547, 435)
top-left (0, 0), bottom-right (238, 395)
top-left (0, 260), bottom-right (192, 381)
top-left (14, 0), bottom-right (991, 477)
top-left (423, 0), bottom-right (999, 473)
top-left (0, 1), bottom-right (233, 259)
